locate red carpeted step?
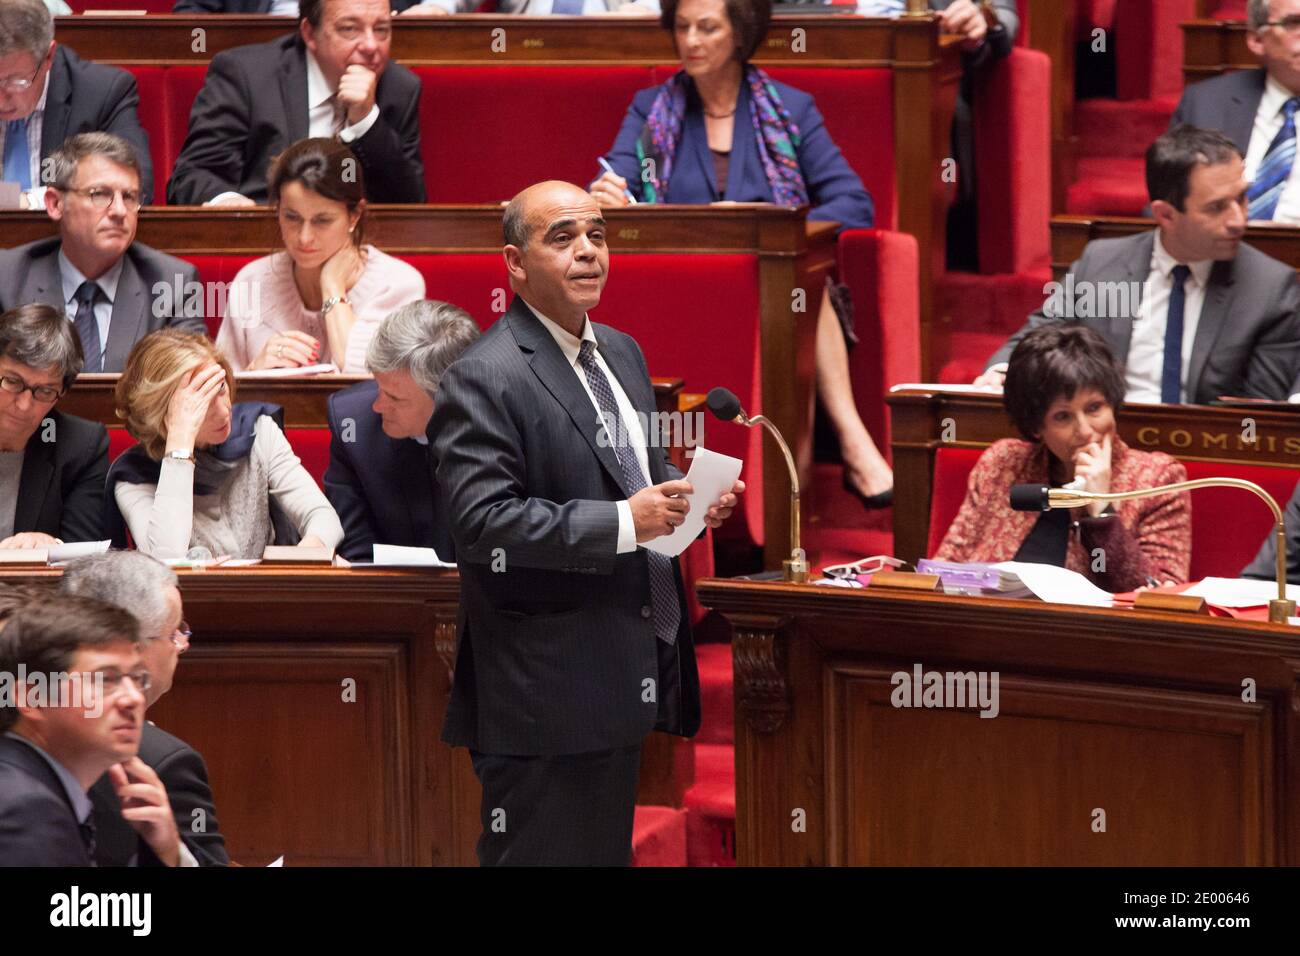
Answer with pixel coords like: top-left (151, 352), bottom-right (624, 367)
top-left (684, 743), bottom-right (736, 867)
top-left (1074, 97), bottom-right (1179, 158)
top-left (695, 642), bottom-right (734, 746)
top-left (1065, 157), bottom-right (1150, 216)
top-left (631, 805), bottom-right (688, 867)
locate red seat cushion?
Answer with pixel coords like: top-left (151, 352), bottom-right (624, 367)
top-left (122, 66), bottom-right (167, 203)
top-left (927, 446), bottom-right (983, 558)
top-left (415, 66), bottom-right (657, 203)
top-left (66, 0), bottom-right (173, 10)
top-left (163, 67), bottom-right (210, 199)
top-left (284, 428), bottom-right (330, 490)
top-left (108, 428), bottom-right (135, 462)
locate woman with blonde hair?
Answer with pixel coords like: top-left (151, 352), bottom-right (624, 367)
top-left (215, 137), bottom-right (426, 373)
top-left (106, 330), bottom-right (343, 559)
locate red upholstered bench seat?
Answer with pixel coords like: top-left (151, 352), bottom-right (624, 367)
top-left (926, 446), bottom-right (1300, 581)
top-left (107, 426), bottom-right (331, 489)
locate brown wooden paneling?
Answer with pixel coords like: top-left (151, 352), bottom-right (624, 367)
top-left (1026, 0), bottom-right (1078, 213)
top-left (1053, 214), bottom-right (1300, 276)
top-left (1183, 18), bottom-right (1253, 83)
top-left (698, 578), bottom-right (1299, 866)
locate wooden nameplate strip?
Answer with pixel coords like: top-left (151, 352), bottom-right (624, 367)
top-left (1133, 591), bottom-right (1210, 615)
top-left (0, 549), bottom-right (49, 566)
top-left (870, 571), bottom-right (942, 592)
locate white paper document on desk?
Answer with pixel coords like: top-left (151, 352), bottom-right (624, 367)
top-left (643, 447), bottom-right (743, 559)
top-left (372, 544), bottom-right (456, 568)
top-left (1182, 577), bottom-right (1300, 608)
top-left (49, 540), bottom-right (111, 563)
top-left (992, 561), bottom-right (1115, 608)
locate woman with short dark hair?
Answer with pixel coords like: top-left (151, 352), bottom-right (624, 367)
top-left (935, 324), bottom-right (1192, 591)
top-left (215, 138), bottom-right (425, 373)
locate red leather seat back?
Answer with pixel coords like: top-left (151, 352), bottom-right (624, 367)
top-left (415, 66), bottom-right (658, 203)
top-left (1182, 462), bottom-right (1298, 580)
top-left (108, 428), bottom-right (135, 462)
top-left (284, 428), bottom-right (331, 490)
top-left (66, 0), bottom-right (173, 10)
top-left (927, 446), bottom-right (983, 558)
top-left (121, 66), bottom-right (167, 202)
top-left (163, 67), bottom-right (209, 197)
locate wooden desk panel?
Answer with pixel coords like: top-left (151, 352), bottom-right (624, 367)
top-left (887, 389), bottom-right (1300, 563)
top-left (1052, 215), bottom-right (1300, 277)
top-left (1183, 18), bottom-right (1252, 83)
top-left (698, 578), bottom-right (1300, 866)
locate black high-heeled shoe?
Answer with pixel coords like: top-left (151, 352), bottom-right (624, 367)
top-left (842, 472), bottom-right (893, 510)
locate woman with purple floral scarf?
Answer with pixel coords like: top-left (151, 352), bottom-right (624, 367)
top-left (593, 0), bottom-right (892, 507)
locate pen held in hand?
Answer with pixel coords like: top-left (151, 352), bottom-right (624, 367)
top-left (596, 157), bottom-right (638, 205)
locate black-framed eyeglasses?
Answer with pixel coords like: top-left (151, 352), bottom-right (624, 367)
top-left (1263, 15), bottom-right (1300, 35)
top-left (0, 56), bottom-right (45, 94)
top-left (60, 187), bottom-right (142, 212)
top-left (0, 373), bottom-right (62, 404)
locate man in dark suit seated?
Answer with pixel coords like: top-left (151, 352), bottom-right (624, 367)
top-left (0, 595), bottom-right (193, 867)
top-left (430, 180), bottom-right (744, 865)
top-left (0, 0), bottom-right (156, 206)
top-left (0, 304), bottom-right (107, 552)
top-left (167, 0), bottom-right (425, 206)
top-left (975, 125), bottom-right (1300, 404)
top-left (0, 135), bottom-right (204, 372)
top-left (60, 551), bottom-right (231, 867)
top-left (1171, 0), bottom-right (1300, 223)
top-left (325, 299), bottom-right (480, 562)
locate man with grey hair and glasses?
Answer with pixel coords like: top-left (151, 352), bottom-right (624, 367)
top-left (0, 303), bottom-right (107, 551)
top-left (324, 299), bottom-right (481, 562)
top-left (0, 0), bottom-right (154, 207)
top-left (60, 550), bottom-right (230, 866)
top-left (0, 133), bottom-right (203, 372)
top-left (1172, 0), bottom-right (1300, 223)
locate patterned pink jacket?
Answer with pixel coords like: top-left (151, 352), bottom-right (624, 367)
top-left (934, 437), bottom-right (1192, 592)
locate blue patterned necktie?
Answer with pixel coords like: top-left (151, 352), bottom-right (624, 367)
top-left (1161, 264), bottom-right (1190, 405)
top-left (1248, 97), bottom-right (1300, 221)
top-left (577, 339), bottom-right (681, 645)
top-left (73, 280), bottom-right (104, 373)
top-left (3, 118), bottom-right (31, 191)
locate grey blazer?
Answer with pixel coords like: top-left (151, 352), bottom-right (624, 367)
top-left (429, 296), bottom-right (701, 756)
top-left (987, 230), bottom-right (1300, 404)
top-left (0, 238), bottom-right (205, 373)
top-left (1169, 67), bottom-right (1265, 156)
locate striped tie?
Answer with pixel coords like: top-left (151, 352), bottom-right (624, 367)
top-left (1248, 97), bottom-right (1300, 221)
top-left (577, 339), bottom-right (681, 645)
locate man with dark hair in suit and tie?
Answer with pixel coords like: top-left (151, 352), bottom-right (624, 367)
top-left (1172, 0), bottom-right (1300, 223)
top-left (0, 134), bottom-right (204, 373)
top-left (975, 124), bottom-right (1300, 405)
top-left (325, 299), bottom-right (480, 562)
top-left (0, 0), bottom-right (156, 207)
top-left (0, 303), bottom-right (108, 552)
top-left (430, 180), bottom-right (744, 865)
top-left (167, 0), bottom-right (425, 206)
top-left (60, 551), bottom-right (231, 867)
top-left (0, 595), bottom-right (195, 867)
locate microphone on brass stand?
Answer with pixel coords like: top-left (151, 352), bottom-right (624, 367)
top-left (1011, 478), bottom-right (1296, 624)
top-left (707, 387), bottom-right (809, 583)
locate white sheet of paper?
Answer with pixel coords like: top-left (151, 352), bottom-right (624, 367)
top-left (1182, 576), bottom-right (1300, 608)
top-left (992, 561), bottom-right (1115, 608)
top-left (236, 363), bottom-right (338, 379)
top-left (267, 856), bottom-right (284, 867)
top-left (643, 447), bottom-right (743, 558)
top-left (372, 544), bottom-right (455, 568)
top-left (889, 383), bottom-right (1003, 396)
top-left (48, 540), bottom-right (111, 563)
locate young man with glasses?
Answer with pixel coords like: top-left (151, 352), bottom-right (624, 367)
top-left (61, 551), bottom-right (231, 867)
top-left (0, 133), bottom-right (205, 372)
top-left (0, 594), bottom-right (195, 867)
top-left (0, 0), bottom-right (155, 207)
top-left (1172, 0), bottom-right (1300, 223)
top-left (0, 302), bottom-right (109, 551)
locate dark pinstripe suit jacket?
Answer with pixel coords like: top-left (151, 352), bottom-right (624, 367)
top-left (430, 296), bottom-right (701, 756)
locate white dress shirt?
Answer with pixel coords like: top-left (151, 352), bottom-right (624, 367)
top-left (58, 249), bottom-right (126, 368)
top-left (526, 301), bottom-right (649, 555)
top-left (1244, 72), bottom-right (1300, 224)
top-left (0, 79), bottom-right (49, 210)
top-left (1124, 230), bottom-right (1213, 404)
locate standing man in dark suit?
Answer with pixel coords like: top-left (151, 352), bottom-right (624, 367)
top-left (0, 304), bottom-right (107, 551)
top-left (0, 0), bottom-right (156, 206)
top-left (325, 299), bottom-right (480, 562)
top-left (167, 0), bottom-right (425, 206)
top-left (60, 551), bottom-right (231, 867)
top-left (0, 134), bottom-right (203, 373)
top-left (975, 125), bottom-right (1300, 404)
top-left (1170, 0), bottom-right (1300, 223)
top-left (0, 595), bottom-right (192, 867)
top-left (430, 180), bottom-right (744, 865)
